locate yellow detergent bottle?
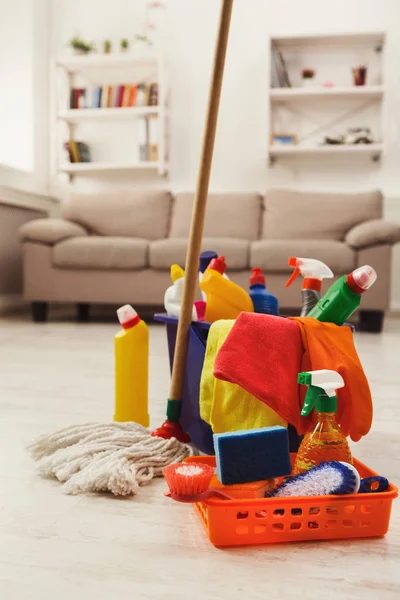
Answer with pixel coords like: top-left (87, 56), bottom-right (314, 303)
top-left (114, 304), bottom-right (149, 426)
top-left (200, 255), bottom-right (254, 323)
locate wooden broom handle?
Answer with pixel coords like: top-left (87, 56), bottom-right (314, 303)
top-left (169, 0), bottom-right (233, 402)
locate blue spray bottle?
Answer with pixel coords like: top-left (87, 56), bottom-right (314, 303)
top-left (249, 268), bottom-right (279, 315)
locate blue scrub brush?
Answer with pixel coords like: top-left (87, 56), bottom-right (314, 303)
top-left (267, 461), bottom-right (360, 497)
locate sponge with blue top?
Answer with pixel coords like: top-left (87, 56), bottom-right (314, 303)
top-left (214, 426), bottom-right (291, 485)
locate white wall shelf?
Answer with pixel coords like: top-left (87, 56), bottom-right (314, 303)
top-left (59, 161), bottom-right (164, 174)
top-left (57, 54), bottom-right (158, 72)
top-left (269, 143), bottom-right (383, 163)
top-left (270, 85), bottom-right (384, 102)
top-left (52, 54), bottom-right (167, 182)
top-left (58, 106), bottom-right (160, 123)
top-left (268, 31), bottom-right (385, 168)
top-left (271, 31), bottom-right (385, 50)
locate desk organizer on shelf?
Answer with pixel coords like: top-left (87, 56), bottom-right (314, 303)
top-left (185, 455), bottom-right (398, 548)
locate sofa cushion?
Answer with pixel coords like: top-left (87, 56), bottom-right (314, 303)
top-left (170, 193), bottom-right (262, 239)
top-left (20, 218), bottom-right (88, 245)
top-left (52, 237), bottom-right (148, 270)
top-left (251, 240), bottom-right (356, 273)
top-left (262, 189), bottom-right (382, 241)
top-left (62, 190), bottom-right (171, 240)
top-left (150, 237), bottom-right (250, 270)
top-left (346, 219), bottom-right (400, 249)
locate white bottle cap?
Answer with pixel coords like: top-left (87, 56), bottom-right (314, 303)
top-left (117, 304), bottom-right (139, 328)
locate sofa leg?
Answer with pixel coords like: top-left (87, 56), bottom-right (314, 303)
top-left (77, 303), bottom-right (90, 322)
top-left (31, 302), bottom-right (49, 323)
top-left (359, 310), bottom-right (384, 333)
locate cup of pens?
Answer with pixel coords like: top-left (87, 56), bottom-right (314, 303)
top-left (352, 66), bottom-right (367, 86)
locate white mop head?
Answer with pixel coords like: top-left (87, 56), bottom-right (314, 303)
top-left (28, 422), bottom-right (196, 496)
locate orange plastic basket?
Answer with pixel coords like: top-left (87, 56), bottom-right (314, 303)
top-left (184, 455), bottom-right (398, 547)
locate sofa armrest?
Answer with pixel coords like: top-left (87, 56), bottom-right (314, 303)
top-left (346, 219), bottom-right (400, 249)
top-left (20, 218), bottom-right (88, 245)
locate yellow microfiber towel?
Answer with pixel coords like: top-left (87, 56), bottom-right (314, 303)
top-left (200, 320), bottom-right (287, 433)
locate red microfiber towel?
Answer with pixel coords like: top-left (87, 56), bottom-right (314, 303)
top-left (213, 313), bottom-right (304, 429)
top-left (291, 317), bottom-right (373, 442)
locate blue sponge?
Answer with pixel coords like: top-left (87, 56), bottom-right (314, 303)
top-left (214, 426), bottom-right (291, 485)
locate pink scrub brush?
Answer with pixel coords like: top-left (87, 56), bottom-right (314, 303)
top-left (163, 462), bottom-right (233, 503)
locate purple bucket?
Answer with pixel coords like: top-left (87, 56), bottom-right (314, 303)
top-left (154, 313), bottom-right (303, 454)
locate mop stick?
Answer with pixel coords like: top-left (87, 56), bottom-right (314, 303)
top-left (153, 0), bottom-right (234, 442)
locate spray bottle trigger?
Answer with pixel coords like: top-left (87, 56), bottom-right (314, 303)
top-left (285, 267), bottom-right (300, 288)
top-left (300, 390), bottom-right (316, 417)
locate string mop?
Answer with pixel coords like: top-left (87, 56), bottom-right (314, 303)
top-left (28, 422), bottom-right (195, 496)
top-left (28, 0), bottom-right (233, 496)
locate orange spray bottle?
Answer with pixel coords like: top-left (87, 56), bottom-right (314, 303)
top-left (293, 369), bottom-right (353, 475)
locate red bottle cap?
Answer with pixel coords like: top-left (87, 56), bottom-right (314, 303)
top-left (346, 265), bottom-right (377, 295)
top-left (117, 304), bottom-right (141, 329)
top-left (208, 255), bottom-right (227, 275)
top-left (250, 267), bottom-right (265, 286)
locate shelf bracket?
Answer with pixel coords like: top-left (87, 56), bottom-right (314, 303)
top-left (268, 155), bottom-right (277, 167)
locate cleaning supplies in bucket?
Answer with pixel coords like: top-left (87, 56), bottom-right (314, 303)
top-left (249, 268), bottom-right (279, 315)
top-left (164, 264), bottom-right (206, 321)
top-left (114, 304), bottom-right (149, 427)
top-left (200, 255), bottom-right (254, 322)
top-left (285, 257), bottom-right (334, 316)
top-left (213, 312), bottom-right (373, 441)
top-left (293, 370), bottom-right (353, 475)
top-left (200, 319), bottom-right (287, 434)
top-left (307, 264), bottom-right (377, 325)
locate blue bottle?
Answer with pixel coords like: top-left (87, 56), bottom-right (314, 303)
top-left (249, 268), bottom-right (279, 315)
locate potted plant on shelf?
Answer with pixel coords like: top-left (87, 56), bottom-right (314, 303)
top-left (301, 68), bottom-right (316, 88)
top-left (120, 38), bottom-right (129, 53)
top-left (104, 40), bottom-right (112, 54)
top-left (69, 35), bottom-right (95, 55)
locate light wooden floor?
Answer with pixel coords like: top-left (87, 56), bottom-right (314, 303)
top-left (0, 314), bottom-right (399, 599)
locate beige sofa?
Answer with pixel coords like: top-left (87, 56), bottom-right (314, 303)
top-left (20, 189), bottom-right (400, 331)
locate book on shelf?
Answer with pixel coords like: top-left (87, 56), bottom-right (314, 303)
top-left (109, 85), bottom-right (116, 108)
top-left (148, 83), bottom-right (158, 106)
top-left (122, 85), bottom-right (131, 107)
top-left (69, 82), bottom-right (158, 110)
top-left (70, 88), bottom-right (86, 109)
top-left (128, 85), bottom-right (138, 106)
top-left (116, 85), bottom-right (125, 107)
top-left (92, 87), bottom-right (102, 108)
top-left (271, 44), bottom-right (291, 88)
top-left (64, 140), bottom-right (91, 163)
top-left (135, 84), bottom-right (147, 107)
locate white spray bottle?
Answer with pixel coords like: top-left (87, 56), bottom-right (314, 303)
top-left (285, 257), bottom-right (334, 316)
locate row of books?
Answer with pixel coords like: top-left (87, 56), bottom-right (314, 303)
top-left (70, 83), bottom-right (158, 109)
top-left (64, 116), bottom-right (159, 163)
top-left (271, 45), bottom-right (291, 88)
top-left (64, 140), bottom-right (91, 163)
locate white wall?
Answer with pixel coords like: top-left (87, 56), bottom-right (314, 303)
top-left (0, 0), bottom-right (34, 172)
top-left (51, 0), bottom-right (400, 305)
top-left (51, 0), bottom-right (400, 195)
top-left (0, 0), bottom-right (50, 194)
